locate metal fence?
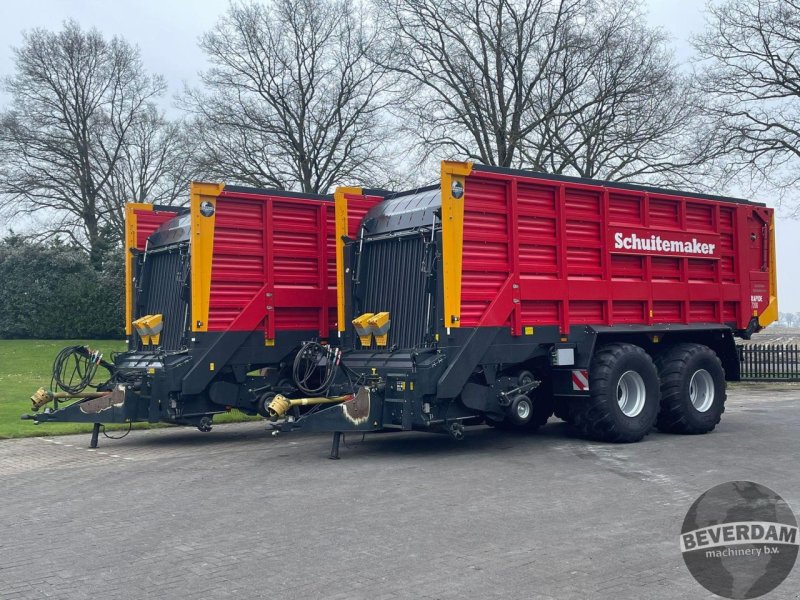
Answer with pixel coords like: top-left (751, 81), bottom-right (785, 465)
top-left (738, 344), bottom-right (800, 381)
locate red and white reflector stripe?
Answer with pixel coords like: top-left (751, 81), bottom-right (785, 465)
top-left (571, 369), bottom-right (590, 391)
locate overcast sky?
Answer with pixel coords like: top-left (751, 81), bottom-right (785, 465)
top-left (0, 0), bottom-right (798, 312)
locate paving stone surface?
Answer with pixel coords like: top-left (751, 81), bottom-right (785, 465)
top-left (1, 382), bottom-right (799, 599)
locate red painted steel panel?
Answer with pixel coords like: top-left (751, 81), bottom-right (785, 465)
top-left (649, 198), bottom-right (680, 228)
top-left (208, 195), bottom-right (266, 332)
top-left (134, 209), bottom-right (178, 249)
top-left (460, 178), bottom-right (512, 322)
top-left (611, 254), bottom-right (645, 280)
top-left (207, 190), bottom-right (330, 335)
top-left (569, 300), bottom-right (605, 323)
top-left (653, 300), bottom-right (683, 323)
top-left (206, 187), bottom-right (382, 336)
top-left (686, 202), bottom-right (716, 231)
top-left (651, 256), bottom-right (682, 282)
top-left (608, 194), bottom-right (643, 225)
top-left (565, 189), bottom-right (601, 217)
top-left (461, 169), bottom-right (773, 332)
top-left (614, 300), bottom-right (646, 323)
top-left (521, 300), bottom-right (560, 325)
top-left (723, 302), bottom-right (738, 321)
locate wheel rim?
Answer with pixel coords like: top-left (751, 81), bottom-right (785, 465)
top-left (616, 370), bottom-right (646, 417)
top-left (516, 400), bottom-right (531, 420)
top-left (689, 369), bottom-right (715, 412)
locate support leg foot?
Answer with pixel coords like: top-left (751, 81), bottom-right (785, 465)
top-left (90, 423), bottom-right (100, 449)
top-left (329, 431), bottom-right (341, 460)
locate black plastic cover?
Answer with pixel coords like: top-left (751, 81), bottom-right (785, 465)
top-left (362, 187), bottom-right (441, 235)
top-left (148, 213), bottom-right (191, 249)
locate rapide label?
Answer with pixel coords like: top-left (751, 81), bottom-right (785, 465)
top-left (611, 227), bottom-right (721, 259)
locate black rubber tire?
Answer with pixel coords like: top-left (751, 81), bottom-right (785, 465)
top-left (484, 371), bottom-right (553, 432)
top-left (507, 394), bottom-right (533, 426)
top-left (655, 343), bottom-right (726, 434)
top-left (572, 343), bottom-right (660, 443)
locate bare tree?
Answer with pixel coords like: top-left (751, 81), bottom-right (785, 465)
top-left (185, 0), bottom-right (396, 194)
top-left (525, 0), bottom-right (714, 185)
top-left (0, 21), bottom-right (166, 266)
top-left (377, 0), bottom-right (587, 168)
top-left (694, 0), bottom-right (800, 213)
top-left (379, 0), bottom-right (715, 184)
top-left (101, 107), bottom-right (195, 245)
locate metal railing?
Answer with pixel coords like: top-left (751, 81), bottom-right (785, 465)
top-left (737, 344), bottom-right (800, 381)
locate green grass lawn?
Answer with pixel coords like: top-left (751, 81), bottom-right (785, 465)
top-left (0, 339), bottom-right (257, 439)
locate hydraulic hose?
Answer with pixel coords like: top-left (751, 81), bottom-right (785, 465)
top-left (51, 346), bottom-right (107, 394)
top-left (292, 342), bottom-right (341, 395)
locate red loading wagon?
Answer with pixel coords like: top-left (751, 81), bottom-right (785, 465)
top-left (269, 161), bottom-right (778, 455)
top-left (29, 182), bottom-right (383, 440)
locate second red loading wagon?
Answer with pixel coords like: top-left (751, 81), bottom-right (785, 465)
top-left (28, 182), bottom-right (383, 439)
top-left (268, 161), bottom-right (777, 456)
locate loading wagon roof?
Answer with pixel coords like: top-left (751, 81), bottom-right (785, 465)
top-left (148, 203), bottom-right (190, 214)
top-left (363, 187), bottom-right (441, 234)
top-left (148, 213), bottom-right (191, 249)
top-left (221, 184), bottom-right (333, 202)
top-left (473, 164), bottom-right (766, 207)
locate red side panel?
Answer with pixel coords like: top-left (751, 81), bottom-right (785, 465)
top-left (460, 177), bottom-right (516, 327)
top-left (134, 209), bottom-right (178, 249)
top-left (207, 189), bottom-right (335, 337)
top-left (206, 187), bottom-right (383, 337)
top-left (460, 170), bottom-right (773, 333)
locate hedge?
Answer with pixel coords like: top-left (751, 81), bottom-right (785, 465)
top-left (0, 237), bottom-right (125, 339)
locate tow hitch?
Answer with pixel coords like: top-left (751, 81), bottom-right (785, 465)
top-left (22, 345), bottom-right (125, 448)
